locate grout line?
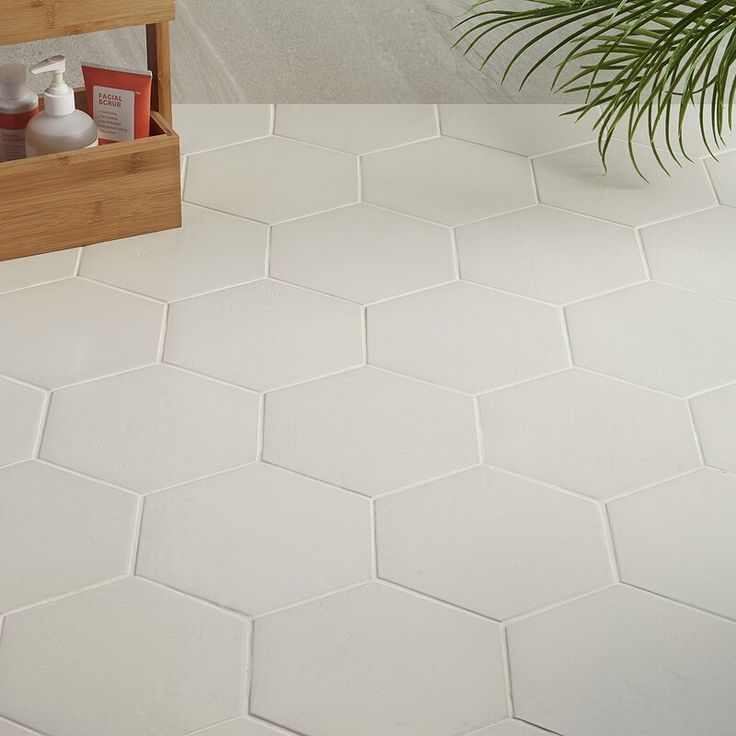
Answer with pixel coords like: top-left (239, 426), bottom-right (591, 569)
top-left (433, 104), bottom-right (442, 135)
top-left (264, 225), bottom-right (272, 277)
top-left (604, 467), bottom-right (701, 503)
top-left (361, 305), bottom-right (368, 364)
top-left (649, 277), bottom-right (736, 305)
top-left (31, 390), bottom-right (51, 458)
top-left (573, 365), bottom-right (684, 400)
top-left (74, 274), bottom-right (168, 305)
top-left (499, 624), bottom-right (515, 718)
top-left (50, 362), bottom-right (159, 393)
top-left (369, 499), bottom-right (378, 579)
top-left (182, 132), bottom-right (272, 159)
top-left (376, 579), bottom-right (500, 623)
top-left (0, 371), bottom-right (46, 393)
top-left (472, 396), bottom-right (486, 464)
top-left (136, 574), bottom-right (251, 621)
top-left (621, 582), bottom-right (736, 624)
top-left (246, 713), bottom-right (309, 736)
top-left (370, 464), bottom-right (483, 501)
top-left (269, 103), bottom-right (276, 135)
top-left (184, 200), bottom-right (270, 227)
top-left (599, 502), bottom-right (622, 582)
top-left (504, 582), bottom-right (618, 626)
top-left (356, 155), bottom-right (363, 202)
top-left (462, 277), bottom-right (560, 307)
top-left (143, 461), bottom-right (260, 498)
top-left (258, 459), bottom-right (372, 501)
top-left (633, 228), bottom-right (653, 279)
top-left (128, 493), bottom-right (145, 575)
top-left (181, 717), bottom-right (243, 736)
top-left (265, 275), bottom-right (359, 307)
top-left (251, 580), bottom-right (369, 619)
top-left (72, 247), bottom-right (83, 276)
top-left (481, 461), bottom-right (604, 505)
top-left (165, 275), bottom-right (267, 306)
top-left (0, 715), bottom-right (50, 736)
top-left (687, 376), bottom-right (736, 399)
top-left (162, 362), bottom-right (262, 394)
top-left (559, 306), bottom-right (574, 367)
top-left (449, 227), bottom-right (461, 279)
top-left (529, 158), bottom-right (540, 205)
top-left (256, 393), bottom-right (266, 462)
top-left (476, 366), bottom-right (570, 398)
top-left (368, 364), bottom-right (474, 397)
top-left (701, 157), bottom-right (721, 203)
top-left (365, 277), bottom-right (457, 307)
top-left (36, 458), bottom-right (141, 497)
top-left (243, 618), bottom-right (254, 715)
top-left (156, 303), bottom-right (169, 362)
top-left (686, 399), bottom-right (707, 466)
top-left (561, 279), bottom-right (648, 308)
top-left (180, 154), bottom-right (189, 197)
top-left (4, 574), bottom-right (132, 617)
top-left (541, 200), bottom-right (720, 230)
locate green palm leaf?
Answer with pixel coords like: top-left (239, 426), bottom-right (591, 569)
top-left (454, 0), bottom-right (736, 176)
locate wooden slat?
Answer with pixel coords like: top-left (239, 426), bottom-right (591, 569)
top-left (0, 0), bottom-right (175, 46)
top-left (146, 22), bottom-right (173, 124)
top-left (0, 121), bottom-right (181, 260)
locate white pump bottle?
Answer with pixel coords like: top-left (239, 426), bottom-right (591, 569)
top-left (25, 55), bottom-right (98, 157)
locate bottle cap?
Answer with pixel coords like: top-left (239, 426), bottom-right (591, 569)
top-left (0, 63), bottom-right (29, 100)
top-left (30, 55), bottom-right (74, 116)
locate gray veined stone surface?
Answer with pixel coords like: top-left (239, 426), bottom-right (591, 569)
top-left (0, 0), bottom-right (579, 102)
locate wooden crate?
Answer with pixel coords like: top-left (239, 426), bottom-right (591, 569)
top-left (0, 1), bottom-right (181, 261)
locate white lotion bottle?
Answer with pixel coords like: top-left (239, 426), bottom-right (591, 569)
top-left (25, 55), bottom-right (98, 157)
top-left (0, 63), bottom-right (39, 161)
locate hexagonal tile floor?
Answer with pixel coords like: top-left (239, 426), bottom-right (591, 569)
top-left (0, 105), bottom-right (734, 736)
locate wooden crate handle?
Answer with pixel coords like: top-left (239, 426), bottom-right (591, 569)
top-left (146, 21), bottom-right (173, 125)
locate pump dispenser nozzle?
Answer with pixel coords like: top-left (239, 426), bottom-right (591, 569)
top-left (30, 55), bottom-right (74, 116)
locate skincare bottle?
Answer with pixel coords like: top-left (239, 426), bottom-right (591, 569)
top-left (0, 63), bottom-right (39, 162)
top-left (25, 55), bottom-right (98, 157)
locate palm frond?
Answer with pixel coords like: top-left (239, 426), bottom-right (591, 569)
top-left (454, 0), bottom-right (736, 175)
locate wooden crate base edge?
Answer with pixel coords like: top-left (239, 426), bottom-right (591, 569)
top-left (0, 112), bottom-right (181, 262)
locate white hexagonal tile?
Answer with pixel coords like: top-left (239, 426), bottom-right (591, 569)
top-left (250, 583), bottom-right (507, 736)
top-left (456, 206), bottom-right (645, 304)
top-left (192, 719), bottom-right (290, 736)
top-left (0, 378), bottom-right (43, 468)
top-left (642, 207), bottom-right (736, 300)
top-left (567, 282), bottom-right (736, 396)
top-left (368, 282), bottom-right (567, 392)
top-left (275, 104), bottom-right (437, 153)
top-left (691, 383), bottom-right (736, 473)
top-left (80, 205), bottom-right (267, 301)
top-left (164, 280), bottom-right (362, 390)
top-left (0, 279), bottom-right (162, 389)
top-left (138, 463), bottom-right (370, 614)
top-left (706, 150), bottom-right (736, 206)
top-left (40, 365), bottom-right (258, 492)
top-left (0, 249), bottom-right (77, 295)
top-left (508, 585), bottom-right (736, 736)
top-left (0, 577), bottom-right (247, 736)
top-left (534, 141), bottom-right (715, 226)
top-left (270, 204), bottom-right (454, 304)
top-left (377, 466), bottom-right (611, 619)
top-left (263, 367), bottom-right (477, 496)
top-left (609, 469), bottom-right (736, 619)
top-left (174, 103), bottom-right (271, 156)
top-left (0, 461), bottom-right (135, 612)
top-left (473, 722), bottom-right (554, 736)
top-left (185, 136), bottom-right (358, 223)
top-left (480, 370), bottom-right (699, 499)
top-left (362, 137), bottom-right (534, 225)
top-left (439, 104), bottom-right (596, 156)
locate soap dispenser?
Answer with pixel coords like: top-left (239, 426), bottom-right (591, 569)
top-left (25, 55), bottom-right (98, 157)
